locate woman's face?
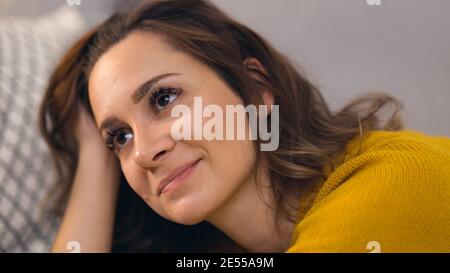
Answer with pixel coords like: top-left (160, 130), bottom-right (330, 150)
top-left (88, 31), bottom-right (257, 225)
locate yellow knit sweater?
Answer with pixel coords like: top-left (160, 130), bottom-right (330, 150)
top-left (287, 129), bottom-right (450, 253)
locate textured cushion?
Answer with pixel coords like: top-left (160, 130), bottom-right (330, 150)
top-left (0, 5), bottom-right (86, 252)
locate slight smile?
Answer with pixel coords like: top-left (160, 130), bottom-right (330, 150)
top-left (158, 159), bottom-right (201, 196)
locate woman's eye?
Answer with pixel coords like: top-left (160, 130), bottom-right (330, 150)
top-left (150, 87), bottom-right (183, 111)
top-left (115, 130), bottom-right (133, 148)
top-left (155, 93), bottom-right (178, 110)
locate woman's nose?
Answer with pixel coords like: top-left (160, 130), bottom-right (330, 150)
top-left (133, 134), bottom-right (176, 168)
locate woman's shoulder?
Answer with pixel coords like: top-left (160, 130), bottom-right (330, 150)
top-left (345, 129), bottom-right (450, 160)
top-left (287, 129), bottom-right (450, 253)
top-left (317, 129), bottom-right (450, 201)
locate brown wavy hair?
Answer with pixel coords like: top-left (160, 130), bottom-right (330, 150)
top-left (39, 0), bottom-right (403, 252)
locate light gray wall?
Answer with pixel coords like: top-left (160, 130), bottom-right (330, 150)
top-left (212, 0), bottom-right (450, 136)
top-left (1, 0), bottom-right (449, 136)
top-left (0, 0), bottom-right (117, 25)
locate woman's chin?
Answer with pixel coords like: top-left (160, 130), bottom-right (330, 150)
top-left (166, 210), bottom-right (206, 226)
top-left (162, 198), bottom-right (212, 226)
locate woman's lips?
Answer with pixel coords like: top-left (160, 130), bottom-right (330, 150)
top-left (157, 159), bottom-right (201, 196)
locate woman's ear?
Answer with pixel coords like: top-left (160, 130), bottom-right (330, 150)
top-left (243, 57), bottom-right (275, 114)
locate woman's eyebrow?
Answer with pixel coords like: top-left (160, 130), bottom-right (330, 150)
top-left (98, 72), bottom-right (181, 133)
top-left (131, 72), bottom-right (181, 104)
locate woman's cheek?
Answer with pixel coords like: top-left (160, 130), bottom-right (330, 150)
top-left (121, 160), bottom-right (149, 198)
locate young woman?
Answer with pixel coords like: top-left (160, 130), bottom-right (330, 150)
top-left (39, 0), bottom-right (450, 253)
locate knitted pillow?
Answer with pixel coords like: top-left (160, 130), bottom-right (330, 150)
top-left (0, 5), bottom-right (86, 252)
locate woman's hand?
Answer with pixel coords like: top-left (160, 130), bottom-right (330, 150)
top-left (51, 103), bottom-right (121, 253)
top-left (73, 103), bottom-right (120, 182)
top-left (74, 104), bottom-right (110, 155)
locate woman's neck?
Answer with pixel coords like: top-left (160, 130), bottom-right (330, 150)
top-left (206, 163), bottom-right (298, 253)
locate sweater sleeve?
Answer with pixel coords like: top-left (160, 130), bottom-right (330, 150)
top-left (287, 138), bottom-right (450, 253)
